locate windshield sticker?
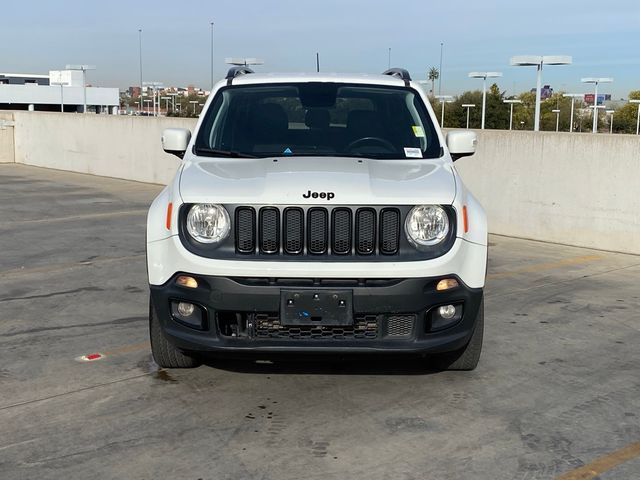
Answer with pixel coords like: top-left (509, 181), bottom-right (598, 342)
top-left (404, 147), bottom-right (423, 158)
top-left (283, 147), bottom-right (293, 155)
top-left (412, 126), bottom-right (425, 137)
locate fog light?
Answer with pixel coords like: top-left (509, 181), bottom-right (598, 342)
top-left (177, 302), bottom-right (195, 317)
top-left (436, 278), bottom-right (459, 291)
top-left (438, 304), bottom-right (456, 319)
top-left (176, 275), bottom-right (198, 288)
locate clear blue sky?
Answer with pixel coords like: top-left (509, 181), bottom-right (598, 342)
top-left (2, 0), bottom-right (638, 98)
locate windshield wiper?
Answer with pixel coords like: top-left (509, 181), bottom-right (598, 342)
top-left (193, 146), bottom-right (257, 158)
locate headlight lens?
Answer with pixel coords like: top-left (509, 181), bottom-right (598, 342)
top-left (405, 205), bottom-right (450, 248)
top-left (186, 204), bottom-right (230, 243)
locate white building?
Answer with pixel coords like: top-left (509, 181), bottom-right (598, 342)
top-left (0, 70), bottom-right (119, 113)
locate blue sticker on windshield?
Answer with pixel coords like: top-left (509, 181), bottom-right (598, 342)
top-left (283, 147), bottom-right (293, 155)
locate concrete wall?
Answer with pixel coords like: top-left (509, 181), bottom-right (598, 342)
top-left (0, 113), bottom-right (15, 163)
top-left (12, 111), bottom-right (197, 184)
top-left (454, 130), bottom-right (640, 254)
top-left (5, 112), bottom-right (640, 254)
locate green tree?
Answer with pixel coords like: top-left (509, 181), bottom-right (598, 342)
top-left (427, 67), bottom-right (439, 97)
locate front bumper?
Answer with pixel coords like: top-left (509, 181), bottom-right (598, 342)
top-left (150, 274), bottom-right (483, 355)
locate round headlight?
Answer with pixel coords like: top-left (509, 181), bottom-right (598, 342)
top-left (186, 204), bottom-right (230, 244)
top-left (405, 205), bottom-right (450, 248)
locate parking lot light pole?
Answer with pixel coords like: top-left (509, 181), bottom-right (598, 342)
top-left (629, 99), bottom-right (640, 135)
top-left (468, 72), bottom-right (502, 129)
top-left (562, 94), bottom-right (583, 132)
top-left (189, 100), bottom-right (199, 115)
top-left (462, 104), bottom-right (475, 129)
top-left (510, 56), bottom-right (572, 131)
top-left (581, 77), bottom-right (613, 133)
top-left (65, 64), bottom-right (96, 113)
top-left (552, 109), bottom-right (561, 132)
top-left (606, 110), bottom-right (615, 134)
top-left (435, 95), bottom-right (453, 128)
top-left (503, 99), bottom-right (522, 130)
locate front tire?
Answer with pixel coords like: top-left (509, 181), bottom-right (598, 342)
top-left (434, 298), bottom-right (484, 371)
top-left (149, 299), bottom-right (200, 368)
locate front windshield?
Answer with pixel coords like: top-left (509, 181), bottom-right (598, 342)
top-left (194, 82), bottom-right (441, 159)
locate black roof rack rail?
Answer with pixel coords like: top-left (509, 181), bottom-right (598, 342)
top-left (226, 66), bottom-right (255, 85)
top-left (382, 68), bottom-right (412, 85)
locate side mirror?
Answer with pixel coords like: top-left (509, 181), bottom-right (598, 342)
top-left (162, 128), bottom-right (191, 159)
top-left (446, 130), bottom-right (477, 161)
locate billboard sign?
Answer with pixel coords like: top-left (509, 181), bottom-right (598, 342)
top-left (584, 93), bottom-right (611, 105)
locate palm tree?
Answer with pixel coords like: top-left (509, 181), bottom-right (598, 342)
top-left (428, 67), bottom-right (440, 96)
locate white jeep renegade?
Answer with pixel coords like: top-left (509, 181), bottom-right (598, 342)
top-left (147, 67), bottom-right (487, 370)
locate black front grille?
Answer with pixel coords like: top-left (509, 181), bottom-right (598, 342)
top-left (235, 206), bottom-right (401, 257)
top-left (255, 313), bottom-right (379, 340)
top-left (385, 315), bottom-right (415, 337)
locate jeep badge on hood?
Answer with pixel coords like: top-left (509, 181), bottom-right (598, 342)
top-left (302, 190), bottom-right (335, 200)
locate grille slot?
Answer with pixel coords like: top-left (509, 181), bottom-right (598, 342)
top-left (355, 208), bottom-right (376, 255)
top-left (385, 315), bottom-right (415, 337)
top-left (235, 207), bottom-right (256, 253)
top-left (259, 208), bottom-right (280, 253)
top-left (283, 208), bottom-right (304, 254)
top-left (332, 208), bottom-right (352, 254)
top-left (380, 209), bottom-right (400, 255)
top-left (307, 208), bottom-right (328, 254)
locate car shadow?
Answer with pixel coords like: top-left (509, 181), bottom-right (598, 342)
top-left (199, 354), bottom-right (446, 376)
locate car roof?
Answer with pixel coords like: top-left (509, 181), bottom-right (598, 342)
top-left (227, 72), bottom-right (411, 88)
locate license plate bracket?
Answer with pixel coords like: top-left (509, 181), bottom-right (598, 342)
top-left (280, 290), bottom-right (353, 326)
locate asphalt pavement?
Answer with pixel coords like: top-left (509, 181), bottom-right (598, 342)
top-left (1, 163), bottom-right (638, 480)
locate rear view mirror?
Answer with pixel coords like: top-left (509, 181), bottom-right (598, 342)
top-left (162, 128), bottom-right (191, 159)
top-left (446, 131), bottom-right (477, 161)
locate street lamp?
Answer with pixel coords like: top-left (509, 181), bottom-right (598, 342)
top-left (630, 99), bottom-right (640, 135)
top-left (510, 55), bottom-right (572, 131)
top-left (65, 64), bottom-right (96, 113)
top-left (606, 110), bottom-right (615, 134)
top-left (435, 95), bottom-right (453, 127)
top-left (225, 57), bottom-right (264, 67)
top-left (143, 99), bottom-right (152, 114)
top-left (552, 109), bottom-right (561, 132)
top-left (144, 81), bottom-right (163, 117)
top-left (138, 29), bottom-right (143, 117)
top-left (210, 22), bottom-right (215, 90)
top-left (161, 96), bottom-right (171, 115)
top-left (562, 94), bottom-right (584, 132)
top-left (581, 77), bottom-right (613, 133)
top-left (462, 104), bottom-right (475, 129)
top-left (49, 71), bottom-right (69, 113)
top-left (503, 99), bottom-right (522, 130)
top-left (189, 100), bottom-right (199, 115)
top-left (468, 71), bottom-right (502, 129)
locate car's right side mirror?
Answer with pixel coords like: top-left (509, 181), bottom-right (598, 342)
top-left (446, 131), bottom-right (477, 161)
top-left (162, 128), bottom-right (192, 159)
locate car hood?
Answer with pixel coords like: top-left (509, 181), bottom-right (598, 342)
top-left (179, 156), bottom-right (456, 205)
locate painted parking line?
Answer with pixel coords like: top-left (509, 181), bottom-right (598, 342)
top-left (554, 441), bottom-right (640, 480)
top-left (487, 254), bottom-right (603, 279)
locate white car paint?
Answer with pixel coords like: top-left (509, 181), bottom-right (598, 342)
top-left (146, 72), bottom-right (487, 289)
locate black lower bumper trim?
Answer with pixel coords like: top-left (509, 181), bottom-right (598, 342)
top-left (149, 274), bottom-right (483, 355)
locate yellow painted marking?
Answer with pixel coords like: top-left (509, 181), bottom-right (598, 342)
top-left (555, 441), bottom-right (640, 480)
top-left (488, 255), bottom-right (603, 279)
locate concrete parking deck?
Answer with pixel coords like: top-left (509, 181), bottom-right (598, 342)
top-left (1, 163), bottom-right (638, 480)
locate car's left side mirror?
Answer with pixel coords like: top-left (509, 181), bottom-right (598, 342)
top-left (446, 131), bottom-right (477, 161)
top-left (162, 128), bottom-right (191, 159)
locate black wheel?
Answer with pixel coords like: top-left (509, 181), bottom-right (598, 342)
top-left (433, 298), bottom-right (484, 371)
top-left (149, 299), bottom-right (200, 368)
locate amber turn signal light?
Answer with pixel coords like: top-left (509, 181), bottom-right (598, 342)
top-left (176, 275), bottom-right (198, 289)
top-left (436, 278), bottom-right (459, 291)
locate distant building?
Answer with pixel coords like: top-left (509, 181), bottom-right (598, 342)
top-left (530, 84), bottom-right (554, 100)
top-left (0, 70), bottom-right (119, 113)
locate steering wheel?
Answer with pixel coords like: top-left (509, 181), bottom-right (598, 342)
top-left (345, 136), bottom-right (396, 153)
